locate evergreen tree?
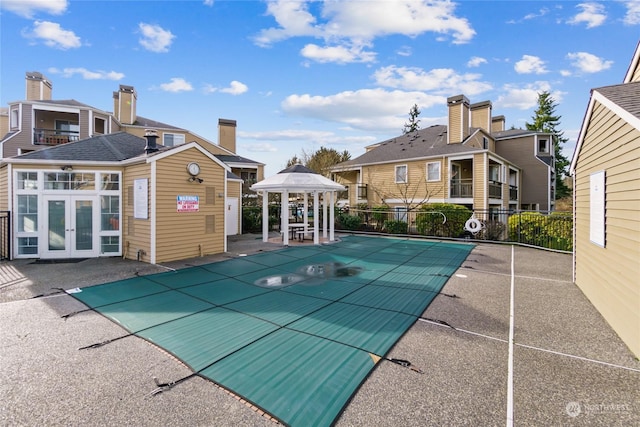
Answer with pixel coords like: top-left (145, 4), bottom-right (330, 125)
top-left (402, 104), bottom-right (421, 134)
top-left (525, 92), bottom-right (571, 200)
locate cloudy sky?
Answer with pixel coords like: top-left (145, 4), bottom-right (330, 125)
top-left (1, 0), bottom-right (638, 175)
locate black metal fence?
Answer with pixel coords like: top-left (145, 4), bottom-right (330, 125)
top-left (0, 211), bottom-right (10, 260)
top-left (336, 208), bottom-right (573, 252)
top-left (242, 205), bottom-right (573, 252)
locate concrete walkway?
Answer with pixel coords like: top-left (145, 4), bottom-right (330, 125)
top-left (1, 234), bottom-right (638, 426)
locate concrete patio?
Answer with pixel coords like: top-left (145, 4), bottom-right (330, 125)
top-left (1, 233), bottom-right (638, 426)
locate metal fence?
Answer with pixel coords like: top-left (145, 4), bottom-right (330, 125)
top-left (0, 211), bottom-right (10, 260)
top-left (242, 205), bottom-right (573, 252)
top-left (336, 208), bottom-right (572, 252)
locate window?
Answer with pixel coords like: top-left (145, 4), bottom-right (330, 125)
top-left (17, 195), bottom-right (38, 232)
top-left (44, 172), bottom-right (95, 190)
top-left (10, 108), bottom-right (19, 129)
top-left (538, 138), bottom-right (549, 154)
top-left (18, 237), bottom-right (38, 255)
top-left (17, 172), bottom-right (38, 190)
top-left (489, 164), bottom-right (501, 182)
top-left (55, 120), bottom-right (79, 134)
top-left (482, 137), bottom-right (489, 149)
top-left (163, 133), bottom-right (185, 147)
top-left (100, 173), bottom-right (119, 191)
top-left (395, 165), bottom-right (408, 183)
top-left (94, 117), bottom-right (106, 135)
top-left (427, 162), bottom-right (440, 182)
top-left (101, 236), bottom-right (119, 254)
top-left (101, 196), bottom-right (120, 231)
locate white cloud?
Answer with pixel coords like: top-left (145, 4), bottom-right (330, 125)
top-left (467, 56), bottom-right (487, 67)
top-left (623, 1), bottom-right (640, 25)
top-left (221, 81), bottom-right (249, 95)
top-left (514, 55), bottom-right (548, 74)
top-left (203, 0), bottom-right (214, 6)
top-left (159, 78), bottom-right (193, 92)
top-left (567, 2), bottom-right (606, 28)
top-left (495, 82), bottom-right (564, 110)
top-left (204, 81), bottom-right (249, 95)
top-left (566, 52), bottom-right (613, 73)
top-left (0, 0), bottom-right (67, 18)
top-left (138, 23), bottom-right (175, 53)
top-left (48, 67), bottom-right (124, 80)
top-left (244, 143), bottom-right (278, 153)
top-left (524, 7), bottom-right (549, 20)
top-left (281, 88), bottom-right (446, 132)
top-left (372, 65), bottom-right (492, 96)
top-left (23, 20), bottom-right (81, 49)
top-left (253, 0), bottom-right (475, 63)
top-left (300, 43), bottom-right (376, 63)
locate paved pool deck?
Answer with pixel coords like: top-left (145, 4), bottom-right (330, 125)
top-left (1, 233), bottom-right (638, 426)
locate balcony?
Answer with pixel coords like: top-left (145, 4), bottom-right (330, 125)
top-left (509, 185), bottom-right (518, 201)
top-left (489, 181), bottom-right (502, 199)
top-left (450, 178), bottom-right (472, 198)
top-left (34, 128), bottom-right (80, 146)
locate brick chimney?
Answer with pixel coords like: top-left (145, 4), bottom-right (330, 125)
top-left (25, 72), bottom-right (52, 101)
top-left (113, 85), bottom-right (137, 125)
top-left (218, 118), bottom-right (237, 153)
top-left (470, 100), bottom-right (492, 132)
top-left (144, 129), bottom-right (159, 154)
top-left (447, 94), bottom-right (470, 144)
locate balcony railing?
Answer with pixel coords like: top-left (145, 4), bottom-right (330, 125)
top-left (509, 185), bottom-right (518, 201)
top-left (489, 181), bottom-right (502, 199)
top-left (34, 128), bottom-right (80, 145)
top-left (450, 178), bottom-right (472, 198)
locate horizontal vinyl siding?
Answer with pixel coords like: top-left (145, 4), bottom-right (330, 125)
top-left (123, 163), bottom-right (152, 262)
top-left (472, 153), bottom-right (485, 210)
top-left (574, 101), bottom-right (640, 356)
top-left (0, 166), bottom-right (8, 210)
top-left (154, 149), bottom-right (225, 262)
top-left (363, 160), bottom-right (444, 207)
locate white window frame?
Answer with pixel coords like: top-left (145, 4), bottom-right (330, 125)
top-left (395, 164), bottom-right (408, 183)
top-left (538, 138), bottom-right (549, 154)
top-left (10, 108), bottom-right (19, 129)
top-left (163, 133), bottom-right (185, 147)
top-left (426, 162), bottom-right (441, 182)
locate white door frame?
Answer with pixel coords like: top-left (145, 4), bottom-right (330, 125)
top-left (225, 197), bottom-right (239, 236)
top-left (42, 195), bottom-right (99, 258)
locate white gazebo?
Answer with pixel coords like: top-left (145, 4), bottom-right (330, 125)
top-left (250, 164), bottom-right (346, 246)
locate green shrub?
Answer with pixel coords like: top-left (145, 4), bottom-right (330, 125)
top-left (337, 213), bottom-right (362, 230)
top-left (383, 220), bottom-right (408, 234)
top-left (416, 203), bottom-right (472, 237)
top-left (508, 212), bottom-right (572, 251)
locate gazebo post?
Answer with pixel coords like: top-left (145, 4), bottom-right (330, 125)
top-left (313, 191), bottom-right (319, 244)
top-left (261, 190), bottom-right (269, 242)
top-left (322, 191), bottom-right (328, 240)
top-left (329, 191), bottom-right (335, 241)
top-left (303, 193), bottom-right (309, 232)
top-left (282, 190), bottom-right (289, 246)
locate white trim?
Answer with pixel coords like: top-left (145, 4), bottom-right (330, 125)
top-left (150, 162), bottom-right (157, 264)
top-left (571, 90), bottom-right (640, 174)
top-left (395, 164), bottom-right (408, 183)
top-left (623, 41), bottom-right (640, 83)
top-left (223, 169), bottom-right (228, 252)
top-left (32, 103), bottom-right (80, 114)
top-left (426, 161), bottom-right (441, 182)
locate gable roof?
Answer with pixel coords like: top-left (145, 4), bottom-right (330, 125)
top-left (215, 154), bottom-right (263, 166)
top-left (333, 125), bottom-right (482, 169)
top-left (624, 40), bottom-right (640, 83)
top-left (570, 81), bottom-right (640, 175)
top-left (10, 132), bottom-right (148, 162)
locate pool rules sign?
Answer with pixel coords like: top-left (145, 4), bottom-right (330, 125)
top-left (177, 195), bottom-right (199, 212)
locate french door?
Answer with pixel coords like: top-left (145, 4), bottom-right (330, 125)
top-left (43, 195), bottom-right (97, 258)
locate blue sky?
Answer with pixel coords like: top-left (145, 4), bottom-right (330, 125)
top-left (1, 0), bottom-right (638, 176)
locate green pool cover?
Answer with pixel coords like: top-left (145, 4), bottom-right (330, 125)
top-left (71, 236), bottom-right (473, 426)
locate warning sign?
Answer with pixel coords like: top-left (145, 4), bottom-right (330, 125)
top-left (177, 195), bottom-right (199, 212)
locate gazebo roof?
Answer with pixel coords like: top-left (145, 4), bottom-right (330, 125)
top-left (250, 164), bottom-right (345, 192)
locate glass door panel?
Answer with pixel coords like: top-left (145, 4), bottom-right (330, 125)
top-left (75, 200), bottom-right (93, 251)
top-left (48, 200), bottom-right (67, 251)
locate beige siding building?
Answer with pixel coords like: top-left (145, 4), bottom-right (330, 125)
top-left (331, 94), bottom-right (554, 213)
top-left (570, 41), bottom-right (640, 357)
